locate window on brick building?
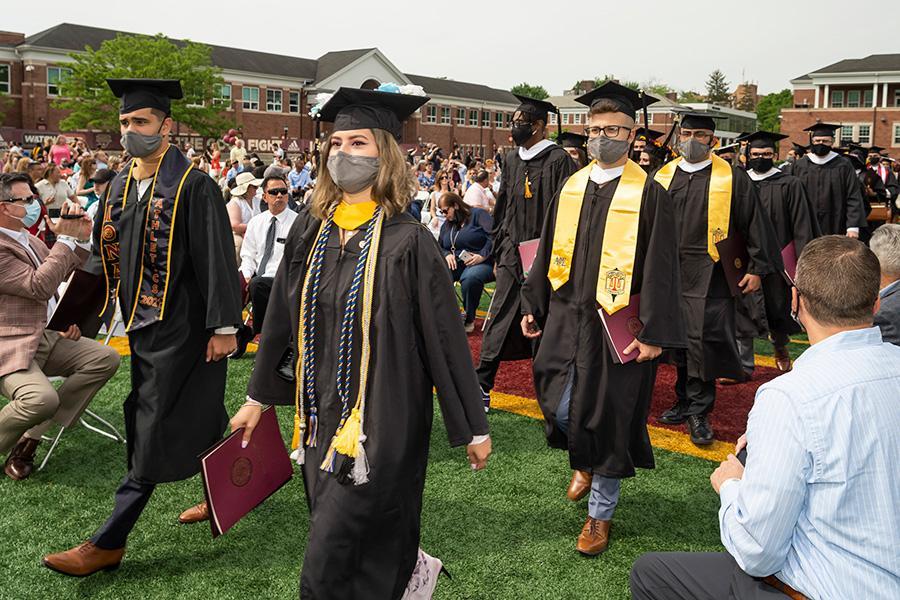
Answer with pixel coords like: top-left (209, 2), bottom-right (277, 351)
top-left (266, 89), bottom-right (282, 112)
top-left (831, 90), bottom-right (844, 108)
top-left (242, 86), bottom-right (259, 110)
top-left (441, 107), bottom-right (451, 125)
top-left (289, 91), bottom-right (300, 113)
top-left (482, 111), bottom-right (491, 127)
top-left (895, 89), bottom-right (900, 107)
top-left (214, 84), bottom-right (231, 106)
top-left (424, 105), bottom-right (437, 123)
top-left (47, 66), bottom-right (72, 96)
top-left (847, 90), bottom-right (860, 108)
top-left (456, 108), bottom-right (465, 125)
top-left (573, 112), bottom-right (582, 125)
top-left (505, 113), bottom-right (512, 127)
top-left (494, 112), bottom-right (502, 127)
top-left (863, 89), bottom-right (874, 108)
top-left (858, 124), bottom-right (871, 144)
top-left (0, 64), bottom-right (8, 93)
top-left (562, 113), bottom-right (570, 125)
top-left (469, 109), bottom-right (478, 126)
top-left (840, 125), bottom-right (854, 142)
top-left (893, 123), bottom-right (900, 146)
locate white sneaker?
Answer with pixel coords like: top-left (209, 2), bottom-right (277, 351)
top-left (401, 548), bottom-right (444, 600)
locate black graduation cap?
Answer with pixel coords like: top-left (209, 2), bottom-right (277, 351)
top-left (791, 142), bottom-right (808, 154)
top-left (574, 82), bottom-right (656, 120)
top-left (677, 110), bottom-right (726, 131)
top-left (743, 131), bottom-right (789, 149)
top-left (803, 122), bottom-right (840, 137)
top-left (634, 127), bottom-right (664, 141)
top-left (868, 145), bottom-right (886, 154)
top-left (557, 132), bottom-right (587, 149)
top-left (513, 94), bottom-right (557, 123)
top-left (317, 87), bottom-right (429, 141)
top-left (644, 142), bottom-right (672, 162)
top-left (735, 132), bottom-right (752, 142)
top-left (714, 143), bottom-right (739, 156)
top-left (107, 78), bottom-right (183, 115)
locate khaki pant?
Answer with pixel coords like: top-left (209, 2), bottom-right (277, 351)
top-left (0, 331), bottom-right (121, 454)
top-left (233, 232), bottom-right (244, 268)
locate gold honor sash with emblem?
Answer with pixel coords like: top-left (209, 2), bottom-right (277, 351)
top-left (547, 159), bottom-right (647, 315)
top-left (653, 154), bottom-right (733, 262)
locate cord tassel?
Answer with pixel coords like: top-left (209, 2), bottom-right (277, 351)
top-left (351, 434), bottom-right (369, 485)
top-left (306, 409), bottom-right (319, 448)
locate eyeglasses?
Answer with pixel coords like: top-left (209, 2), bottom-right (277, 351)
top-left (510, 120), bottom-right (533, 127)
top-left (679, 130), bottom-right (714, 142)
top-left (583, 125), bottom-right (632, 138)
top-left (437, 208), bottom-right (449, 216)
top-left (266, 188), bottom-right (289, 196)
top-left (1, 195), bottom-right (37, 205)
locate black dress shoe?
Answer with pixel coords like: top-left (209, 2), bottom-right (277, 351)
top-left (687, 415), bottom-right (714, 446)
top-left (229, 325), bottom-right (254, 360)
top-left (657, 402), bottom-right (689, 425)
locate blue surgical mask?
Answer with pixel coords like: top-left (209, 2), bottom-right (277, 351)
top-left (18, 201), bottom-right (42, 228)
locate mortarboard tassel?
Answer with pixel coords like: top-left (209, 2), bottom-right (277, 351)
top-left (524, 174), bottom-right (533, 199)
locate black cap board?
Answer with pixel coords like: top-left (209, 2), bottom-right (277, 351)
top-left (513, 94), bottom-right (557, 122)
top-left (634, 127), bottom-right (664, 141)
top-left (714, 143), bottom-right (739, 156)
top-left (557, 132), bottom-right (587, 149)
top-left (803, 122), bottom-right (841, 136)
top-left (868, 145), bottom-right (886, 154)
top-left (791, 142), bottom-right (809, 154)
top-left (574, 82), bottom-right (657, 120)
top-left (643, 142), bottom-right (672, 162)
top-left (743, 131), bottom-right (789, 149)
top-left (678, 111), bottom-right (726, 131)
top-left (317, 87), bottom-right (430, 141)
top-left (107, 78), bottom-right (183, 115)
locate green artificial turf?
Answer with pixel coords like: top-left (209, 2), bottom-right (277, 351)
top-left (0, 356), bottom-right (724, 600)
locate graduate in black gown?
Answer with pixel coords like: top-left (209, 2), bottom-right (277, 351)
top-left (868, 146), bottom-right (900, 213)
top-left (231, 87), bottom-right (491, 600)
top-left (43, 79), bottom-right (242, 577)
top-left (744, 131), bottom-right (820, 373)
top-left (521, 83), bottom-right (685, 557)
top-left (654, 112), bottom-right (779, 447)
top-left (630, 127), bottom-right (665, 163)
top-left (789, 123), bottom-right (867, 238)
top-left (557, 131), bottom-right (589, 169)
top-left (477, 95), bottom-right (576, 408)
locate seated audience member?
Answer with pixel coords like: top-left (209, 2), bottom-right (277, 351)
top-left (231, 175), bottom-right (298, 358)
top-left (630, 235), bottom-right (900, 600)
top-left (438, 192), bottom-right (494, 333)
top-left (462, 169), bottom-right (495, 212)
top-left (0, 173), bottom-right (120, 480)
top-left (227, 171), bottom-right (263, 263)
top-left (870, 223), bottom-right (900, 345)
top-left (36, 163), bottom-right (77, 217)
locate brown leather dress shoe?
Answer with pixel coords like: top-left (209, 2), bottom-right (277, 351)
top-left (566, 470), bottom-right (592, 501)
top-left (576, 517), bottom-right (611, 556)
top-left (774, 345), bottom-right (792, 372)
top-left (42, 541), bottom-right (124, 577)
top-left (4, 437), bottom-right (40, 480)
top-left (178, 501), bottom-right (209, 524)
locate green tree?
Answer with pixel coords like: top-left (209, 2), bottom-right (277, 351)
top-left (510, 83), bottom-right (549, 100)
top-left (590, 75), bottom-right (640, 91)
top-left (56, 33), bottom-right (233, 137)
top-left (677, 90), bottom-right (705, 103)
top-left (705, 69), bottom-right (731, 104)
top-left (756, 89), bottom-right (793, 132)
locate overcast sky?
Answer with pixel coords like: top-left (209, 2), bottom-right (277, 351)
top-left (6, 1), bottom-right (897, 96)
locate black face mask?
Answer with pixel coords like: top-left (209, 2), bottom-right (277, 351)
top-left (511, 123), bottom-right (534, 146)
top-left (631, 150), bottom-right (643, 162)
top-left (748, 157), bottom-right (774, 173)
top-left (810, 143), bottom-right (831, 157)
top-left (640, 163), bottom-right (652, 174)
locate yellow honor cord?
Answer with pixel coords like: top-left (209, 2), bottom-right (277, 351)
top-left (333, 200), bottom-right (378, 231)
top-left (653, 155), bottom-right (732, 262)
top-left (548, 160), bottom-right (647, 315)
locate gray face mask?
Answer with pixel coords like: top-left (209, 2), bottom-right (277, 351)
top-left (327, 151), bottom-right (380, 194)
top-left (121, 130), bottom-right (163, 158)
top-left (587, 136), bottom-right (630, 164)
top-left (679, 139), bottom-right (711, 163)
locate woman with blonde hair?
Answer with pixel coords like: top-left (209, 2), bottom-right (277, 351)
top-left (75, 156), bottom-right (97, 207)
top-left (230, 86), bottom-right (491, 599)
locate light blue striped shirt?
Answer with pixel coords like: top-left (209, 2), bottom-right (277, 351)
top-left (719, 327), bottom-right (900, 599)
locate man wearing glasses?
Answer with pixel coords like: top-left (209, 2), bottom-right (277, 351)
top-left (654, 113), bottom-right (778, 446)
top-left (231, 174), bottom-right (299, 359)
top-left (0, 173), bottom-right (120, 481)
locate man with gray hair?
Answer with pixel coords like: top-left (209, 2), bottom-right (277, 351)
top-left (870, 223), bottom-right (900, 345)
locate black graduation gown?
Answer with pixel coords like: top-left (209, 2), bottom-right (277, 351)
top-left (791, 154), bottom-right (867, 235)
top-left (92, 163), bottom-right (242, 483)
top-left (247, 211), bottom-right (489, 600)
top-left (749, 171), bottom-right (820, 336)
top-left (521, 175), bottom-right (686, 477)
top-left (481, 144), bottom-right (576, 364)
top-left (667, 164), bottom-right (780, 381)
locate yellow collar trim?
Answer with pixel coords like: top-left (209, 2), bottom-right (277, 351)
top-left (333, 200), bottom-right (378, 231)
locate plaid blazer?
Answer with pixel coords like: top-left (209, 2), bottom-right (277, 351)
top-left (0, 231), bottom-right (88, 378)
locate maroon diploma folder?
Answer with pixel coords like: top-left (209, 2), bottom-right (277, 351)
top-left (200, 407), bottom-right (293, 537)
top-left (715, 233), bottom-right (750, 297)
top-left (781, 241), bottom-right (797, 285)
top-left (598, 294), bottom-right (643, 364)
top-left (518, 238), bottom-right (540, 278)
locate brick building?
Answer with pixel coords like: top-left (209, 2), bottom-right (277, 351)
top-left (0, 23), bottom-right (520, 157)
top-left (781, 54), bottom-right (900, 159)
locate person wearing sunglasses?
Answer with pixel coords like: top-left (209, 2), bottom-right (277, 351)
top-left (230, 174), bottom-right (299, 359)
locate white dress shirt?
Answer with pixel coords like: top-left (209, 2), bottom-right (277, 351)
top-left (239, 208), bottom-right (298, 280)
top-left (719, 327), bottom-right (900, 599)
top-left (462, 183), bottom-right (494, 210)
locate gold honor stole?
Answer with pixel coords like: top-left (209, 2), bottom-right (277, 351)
top-left (547, 159), bottom-right (647, 315)
top-left (333, 200), bottom-right (377, 231)
top-left (653, 154), bottom-right (733, 262)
